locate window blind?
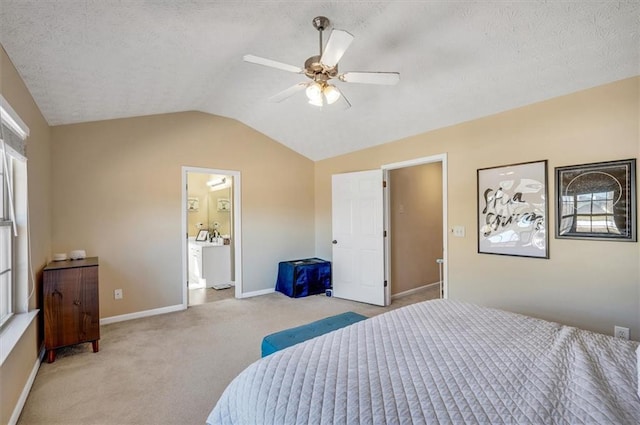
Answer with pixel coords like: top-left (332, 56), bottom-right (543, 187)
top-left (1, 122), bottom-right (25, 157)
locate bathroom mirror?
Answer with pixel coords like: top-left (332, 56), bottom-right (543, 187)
top-left (187, 173), bottom-right (233, 238)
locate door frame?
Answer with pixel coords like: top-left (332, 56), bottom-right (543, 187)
top-left (381, 153), bottom-right (448, 305)
top-left (181, 166), bottom-right (242, 308)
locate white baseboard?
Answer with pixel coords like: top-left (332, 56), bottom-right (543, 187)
top-left (9, 347), bottom-right (44, 425)
top-left (100, 304), bottom-right (185, 325)
top-left (391, 281), bottom-right (440, 300)
top-left (239, 288), bottom-right (274, 298)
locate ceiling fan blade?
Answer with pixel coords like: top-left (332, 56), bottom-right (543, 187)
top-left (340, 72), bottom-right (400, 85)
top-left (320, 29), bottom-right (354, 67)
top-left (268, 82), bottom-right (309, 103)
top-left (243, 54), bottom-right (303, 74)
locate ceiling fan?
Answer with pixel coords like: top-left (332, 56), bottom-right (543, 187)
top-left (243, 16), bottom-right (400, 108)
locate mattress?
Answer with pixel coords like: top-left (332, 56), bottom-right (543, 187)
top-left (207, 299), bottom-right (640, 424)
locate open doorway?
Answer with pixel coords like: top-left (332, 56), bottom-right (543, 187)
top-left (181, 167), bottom-right (242, 308)
top-left (330, 154), bottom-right (447, 307)
top-left (383, 154), bottom-right (447, 304)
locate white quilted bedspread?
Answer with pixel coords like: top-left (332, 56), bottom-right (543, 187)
top-left (207, 300), bottom-right (640, 424)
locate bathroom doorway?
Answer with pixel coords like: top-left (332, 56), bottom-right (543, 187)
top-left (181, 167), bottom-right (242, 307)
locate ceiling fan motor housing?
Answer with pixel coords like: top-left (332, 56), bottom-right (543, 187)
top-left (304, 55), bottom-right (338, 80)
top-left (306, 16), bottom-right (339, 82)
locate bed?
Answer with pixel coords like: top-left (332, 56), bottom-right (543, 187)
top-left (207, 299), bottom-right (640, 424)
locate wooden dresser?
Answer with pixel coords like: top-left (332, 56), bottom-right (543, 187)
top-left (43, 257), bottom-right (100, 363)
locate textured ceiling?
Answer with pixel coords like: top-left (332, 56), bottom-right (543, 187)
top-left (0, 1), bottom-right (638, 160)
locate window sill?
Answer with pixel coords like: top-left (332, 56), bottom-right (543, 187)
top-left (0, 310), bottom-right (38, 367)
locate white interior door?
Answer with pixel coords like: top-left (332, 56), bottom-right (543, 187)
top-left (332, 170), bottom-right (386, 306)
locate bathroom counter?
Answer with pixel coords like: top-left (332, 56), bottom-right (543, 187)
top-left (191, 240), bottom-right (226, 247)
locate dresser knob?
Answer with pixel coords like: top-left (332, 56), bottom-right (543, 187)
top-left (73, 300), bottom-right (81, 306)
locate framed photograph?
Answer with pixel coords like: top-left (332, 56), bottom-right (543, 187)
top-left (217, 198), bottom-right (231, 212)
top-left (555, 159), bottom-right (636, 241)
top-left (195, 229), bottom-right (209, 242)
top-left (478, 160), bottom-right (548, 258)
top-left (187, 197), bottom-right (199, 212)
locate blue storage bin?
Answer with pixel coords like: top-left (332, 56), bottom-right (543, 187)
top-left (276, 258), bottom-right (331, 298)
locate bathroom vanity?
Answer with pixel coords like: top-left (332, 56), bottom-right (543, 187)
top-left (188, 240), bottom-right (231, 288)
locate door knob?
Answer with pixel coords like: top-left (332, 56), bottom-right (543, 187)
top-left (332, 240), bottom-right (338, 244)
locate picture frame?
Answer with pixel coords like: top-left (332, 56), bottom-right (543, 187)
top-left (217, 198), bottom-right (231, 212)
top-left (195, 229), bottom-right (209, 242)
top-left (477, 160), bottom-right (548, 258)
top-left (555, 159), bottom-right (636, 241)
top-left (187, 197), bottom-right (199, 212)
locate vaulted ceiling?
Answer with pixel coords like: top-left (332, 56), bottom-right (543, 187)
top-left (1, 1), bottom-right (638, 160)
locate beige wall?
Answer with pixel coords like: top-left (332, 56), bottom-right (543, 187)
top-left (0, 46), bottom-right (52, 424)
top-left (315, 77), bottom-right (640, 339)
top-left (50, 112), bottom-right (315, 318)
top-left (390, 163), bottom-right (443, 295)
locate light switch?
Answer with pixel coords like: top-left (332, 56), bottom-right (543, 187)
top-left (453, 225), bottom-right (465, 237)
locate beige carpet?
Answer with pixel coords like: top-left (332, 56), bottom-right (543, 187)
top-left (18, 287), bottom-right (438, 425)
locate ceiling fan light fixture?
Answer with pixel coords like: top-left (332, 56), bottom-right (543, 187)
top-left (308, 96), bottom-right (324, 107)
top-left (305, 82), bottom-right (323, 102)
top-left (323, 84), bottom-right (341, 104)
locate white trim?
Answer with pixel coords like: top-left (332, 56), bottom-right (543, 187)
top-left (182, 166), bottom-right (242, 307)
top-left (99, 304), bottom-right (184, 325)
top-left (0, 309), bottom-right (38, 366)
top-left (383, 169), bottom-right (391, 306)
top-left (0, 95), bottom-right (30, 139)
top-left (182, 169), bottom-right (188, 308)
top-left (441, 156), bottom-right (449, 299)
top-left (0, 140), bottom-right (26, 162)
top-left (8, 346), bottom-right (43, 425)
top-left (382, 153), bottom-right (449, 299)
top-left (383, 155), bottom-right (447, 170)
top-left (239, 288), bottom-right (274, 298)
top-left (391, 281), bottom-right (440, 300)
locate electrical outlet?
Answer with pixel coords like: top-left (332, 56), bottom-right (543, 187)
top-left (114, 289), bottom-right (123, 300)
top-left (614, 326), bottom-right (629, 340)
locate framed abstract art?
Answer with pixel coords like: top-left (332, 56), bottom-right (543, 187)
top-left (477, 160), bottom-right (548, 258)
